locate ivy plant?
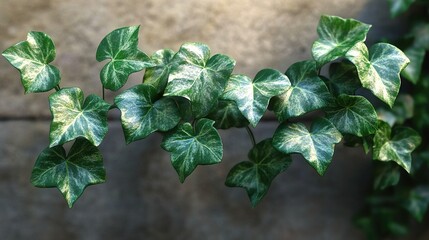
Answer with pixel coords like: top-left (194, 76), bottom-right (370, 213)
top-left (2, 15), bottom-right (419, 210)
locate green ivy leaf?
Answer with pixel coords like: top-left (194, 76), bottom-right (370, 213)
top-left (207, 100), bottom-right (249, 129)
top-left (346, 42), bottom-right (409, 107)
top-left (114, 84), bottom-right (181, 144)
top-left (373, 162), bottom-right (401, 190)
top-left (49, 87), bottom-right (110, 147)
top-left (412, 23), bottom-right (429, 50)
top-left (161, 118), bottom-right (223, 182)
top-left (225, 139), bottom-right (292, 207)
top-left (388, 0), bottom-right (416, 18)
top-left (143, 49), bottom-right (175, 94)
top-left (2, 31), bottom-right (61, 93)
top-left (312, 15), bottom-right (371, 67)
top-left (401, 46), bottom-right (425, 84)
top-left (373, 121), bottom-right (421, 173)
top-left (273, 118), bottom-right (342, 175)
top-left (222, 69), bottom-right (290, 126)
top-left (96, 26), bottom-right (153, 91)
top-left (30, 138), bottom-right (105, 208)
top-left (325, 94), bottom-right (378, 136)
top-left (164, 43), bottom-right (236, 118)
top-left (325, 61), bottom-right (361, 96)
top-left (378, 94), bottom-right (414, 126)
top-left (270, 60), bottom-right (332, 122)
top-left (401, 186), bottom-right (429, 222)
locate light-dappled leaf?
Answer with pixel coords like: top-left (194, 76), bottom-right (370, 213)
top-left (49, 87), bottom-right (110, 147)
top-left (346, 42), bottom-right (409, 107)
top-left (401, 186), bottom-right (429, 222)
top-left (373, 121), bottom-right (421, 173)
top-left (207, 100), bottom-right (249, 129)
top-left (222, 69), bottom-right (290, 126)
top-left (273, 118), bottom-right (342, 175)
top-left (143, 49), bottom-right (175, 93)
top-left (325, 94), bottom-right (378, 136)
top-left (325, 61), bottom-right (361, 95)
top-left (164, 43), bottom-right (235, 118)
top-left (388, 0), bottom-right (416, 17)
top-left (31, 138), bottom-right (105, 208)
top-left (161, 118), bottom-right (223, 182)
top-left (96, 26), bottom-right (153, 91)
top-left (312, 15), bottom-right (371, 67)
top-left (271, 60), bottom-right (331, 122)
top-left (225, 139), bottom-right (291, 207)
top-left (2, 31), bottom-right (60, 93)
top-left (402, 46), bottom-right (425, 84)
top-left (115, 84), bottom-right (181, 144)
top-left (373, 162), bottom-right (400, 190)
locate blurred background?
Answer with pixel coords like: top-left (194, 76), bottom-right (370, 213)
top-left (0, 0), bottom-right (425, 239)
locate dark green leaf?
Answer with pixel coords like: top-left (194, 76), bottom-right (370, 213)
top-left (312, 15), bottom-right (371, 67)
top-left (2, 31), bottom-right (60, 93)
top-left (207, 100), bottom-right (249, 129)
top-left (271, 60), bottom-right (331, 121)
top-left (373, 162), bottom-right (400, 190)
top-left (388, 0), bottom-right (416, 17)
top-left (164, 43), bottom-right (236, 118)
top-left (412, 23), bottom-right (429, 50)
top-left (114, 84), bottom-right (181, 144)
top-left (326, 61), bottom-right (361, 95)
top-left (402, 46), bottom-right (425, 84)
top-left (96, 26), bottom-right (153, 91)
top-left (346, 42), bottom-right (409, 107)
top-left (31, 138), bottom-right (105, 208)
top-left (325, 94), bottom-right (378, 136)
top-left (273, 118), bottom-right (342, 175)
top-left (143, 49), bottom-right (175, 93)
top-left (225, 139), bottom-right (292, 207)
top-left (161, 118), bottom-right (223, 182)
top-left (401, 186), bottom-right (429, 222)
top-left (222, 69), bottom-right (290, 126)
top-left (49, 87), bottom-right (110, 147)
top-left (373, 121), bottom-right (421, 173)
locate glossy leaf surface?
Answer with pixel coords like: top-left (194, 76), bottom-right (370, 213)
top-left (96, 26), bottom-right (153, 91)
top-left (31, 138), bottom-right (105, 208)
top-left (225, 139), bottom-right (291, 207)
top-left (115, 84), bottom-right (181, 144)
top-left (223, 69), bottom-right (290, 126)
top-left (271, 60), bottom-right (331, 121)
top-left (164, 43), bottom-right (235, 118)
top-left (49, 87), bottom-right (110, 147)
top-left (207, 100), bottom-right (249, 129)
top-left (346, 42), bottom-right (409, 107)
top-left (143, 49), bottom-right (175, 93)
top-left (161, 118), bottom-right (223, 182)
top-left (325, 61), bottom-right (361, 96)
top-left (273, 118), bottom-right (342, 175)
top-left (2, 31), bottom-right (60, 93)
top-left (312, 15), bottom-right (371, 67)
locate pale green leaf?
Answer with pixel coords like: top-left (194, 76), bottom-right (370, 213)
top-left (222, 69), bottom-right (290, 126)
top-left (325, 61), bottom-right (361, 96)
top-left (225, 139), bottom-right (292, 207)
top-left (273, 118), bottom-right (342, 175)
top-left (96, 26), bottom-right (153, 91)
top-left (325, 94), bottom-right (378, 136)
top-left (164, 43), bottom-right (235, 118)
top-left (207, 100), bottom-right (249, 129)
top-left (143, 49), bottom-right (175, 93)
top-left (346, 42), bottom-right (409, 107)
top-left (161, 118), bottom-right (223, 182)
top-left (312, 15), bottom-right (371, 67)
top-left (31, 138), bottom-right (105, 208)
top-left (49, 87), bottom-right (110, 147)
top-left (270, 60), bottom-right (332, 122)
top-left (2, 31), bottom-right (60, 93)
top-left (373, 121), bottom-right (421, 173)
top-left (402, 46), bottom-right (425, 84)
top-left (114, 84), bottom-right (181, 144)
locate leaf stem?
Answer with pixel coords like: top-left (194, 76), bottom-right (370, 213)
top-left (54, 85), bottom-right (61, 91)
top-left (245, 126), bottom-right (256, 147)
top-left (102, 87), bottom-right (105, 100)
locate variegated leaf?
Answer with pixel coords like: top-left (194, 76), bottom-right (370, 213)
top-left (270, 60), bottom-right (332, 122)
top-left (312, 15), bottom-right (371, 67)
top-left (225, 139), bottom-right (292, 207)
top-left (207, 100), bottom-right (249, 129)
top-left (49, 87), bottom-right (110, 147)
top-left (346, 42), bottom-right (410, 107)
top-left (325, 94), bottom-right (378, 136)
top-left (143, 49), bottom-right (175, 93)
top-left (161, 118), bottom-right (223, 182)
top-left (222, 69), bottom-right (290, 126)
top-left (114, 84), bottom-right (181, 144)
top-left (373, 121), bottom-right (421, 173)
top-left (96, 26), bottom-right (154, 91)
top-left (273, 118), bottom-right (342, 175)
top-left (2, 31), bottom-right (60, 93)
top-left (31, 138), bottom-right (105, 208)
top-left (325, 61), bottom-right (361, 96)
top-left (164, 43), bottom-right (236, 118)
